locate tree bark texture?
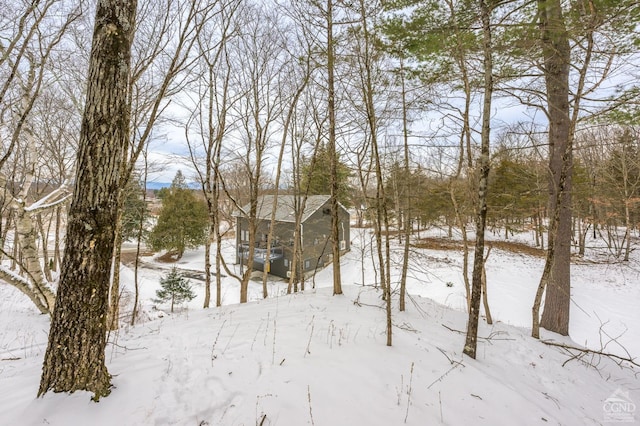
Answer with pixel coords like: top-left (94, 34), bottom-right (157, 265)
top-left (39, 0), bottom-right (136, 400)
top-left (538, 0), bottom-right (572, 336)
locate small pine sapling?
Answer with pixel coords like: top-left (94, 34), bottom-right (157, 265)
top-left (155, 268), bottom-right (196, 312)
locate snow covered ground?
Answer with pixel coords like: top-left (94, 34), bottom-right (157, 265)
top-left (0, 228), bottom-right (638, 425)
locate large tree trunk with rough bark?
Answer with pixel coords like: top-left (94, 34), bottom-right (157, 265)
top-left (538, 0), bottom-right (572, 337)
top-left (39, 0), bottom-right (136, 400)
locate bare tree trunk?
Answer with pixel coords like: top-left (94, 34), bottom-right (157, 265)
top-left (538, 0), bottom-right (572, 336)
top-left (532, 221), bottom-right (557, 338)
top-left (204, 229), bottom-right (212, 307)
top-left (53, 205), bottom-right (63, 271)
top-left (12, 219), bottom-right (18, 269)
top-left (622, 153), bottom-right (632, 261)
top-left (108, 210), bottom-right (124, 330)
top-left (241, 214), bottom-right (257, 303)
top-left (39, 0), bottom-right (136, 399)
top-left (287, 223), bottom-right (300, 294)
top-left (442, 0), bottom-right (475, 313)
top-left (623, 201), bottom-right (631, 262)
top-left (191, 6), bottom-right (238, 308)
top-left (215, 231), bottom-right (222, 307)
top-left (229, 3), bottom-right (283, 303)
top-left (262, 56), bottom-right (310, 298)
top-left (204, 80), bottom-right (223, 308)
top-left (538, 210), bottom-right (545, 249)
top-left (36, 213), bottom-right (53, 282)
top-left (131, 221), bottom-right (143, 326)
top-left (398, 59), bottom-right (411, 312)
top-left (450, 184), bottom-right (471, 312)
top-left (286, 93), bottom-right (330, 294)
top-left (578, 221), bottom-right (588, 256)
top-left (353, 0), bottom-right (391, 343)
top-left (131, 153), bottom-right (149, 326)
top-left (481, 246), bottom-right (492, 325)
top-left (463, 0), bottom-right (493, 359)
top-left (327, 0), bottom-right (342, 296)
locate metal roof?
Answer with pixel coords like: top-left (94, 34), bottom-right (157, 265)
top-left (235, 195), bottom-right (334, 223)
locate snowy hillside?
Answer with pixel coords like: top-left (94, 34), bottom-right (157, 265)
top-left (0, 230), bottom-right (638, 425)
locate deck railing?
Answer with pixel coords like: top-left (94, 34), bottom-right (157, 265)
top-left (238, 243), bottom-right (284, 262)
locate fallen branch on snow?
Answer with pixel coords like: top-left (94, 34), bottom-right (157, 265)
top-left (541, 340), bottom-right (640, 369)
top-left (441, 324), bottom-right (515, 342)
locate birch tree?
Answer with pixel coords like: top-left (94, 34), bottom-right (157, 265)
top-left (0, 0), bottom-right (81, 314)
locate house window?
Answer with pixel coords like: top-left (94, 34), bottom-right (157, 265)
top-left (241, 230), bottom-right (248, 241)
top-left (284, 258), bottom-right (289, 267)
top-left (304, 259), bottom-right (311, 269)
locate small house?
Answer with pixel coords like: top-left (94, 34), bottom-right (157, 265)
top-left (234, 195), bottom-right (350, 279)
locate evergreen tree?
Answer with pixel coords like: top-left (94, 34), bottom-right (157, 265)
top-left (122, 176), bottom-right (149, 242)
top-left (154, 268), bottom-right (196, 313)
top-left (487, 156), bottom-right (542, 230)
top-left (148, 171), bottom-right (208, 259)
top-left (300, 144), bottom-right (352, 207)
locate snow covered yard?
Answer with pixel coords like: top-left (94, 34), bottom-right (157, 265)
top-left (0, 230), bottom-right (639, 425)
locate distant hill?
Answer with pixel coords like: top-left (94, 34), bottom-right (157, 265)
top-left (145, 182), bottom-right (170, 190)
top-left (145, 181), bottom-right (200, 190)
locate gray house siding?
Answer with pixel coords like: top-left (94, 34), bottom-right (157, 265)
top-left (236, 218), bottom-right (294, 278)
top-left (234, 195), bottom-right (350, 279)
